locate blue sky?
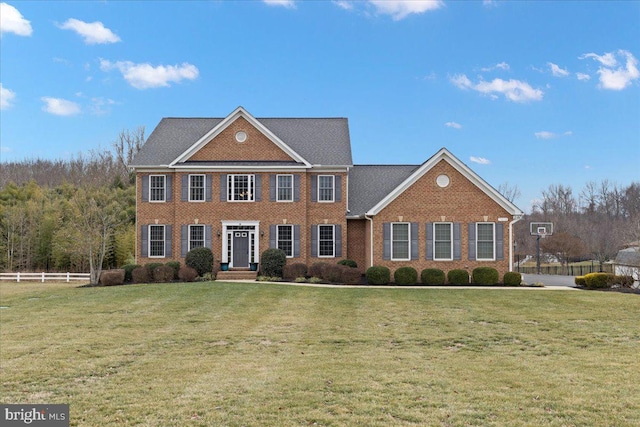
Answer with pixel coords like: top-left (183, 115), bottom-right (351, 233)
top-left (1, 0), bottom-right (638, 212)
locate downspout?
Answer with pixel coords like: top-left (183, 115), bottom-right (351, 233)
top-left (509, 215), bottom-right (523, 272)
top-left (365, 214), bottom-right (374, 268)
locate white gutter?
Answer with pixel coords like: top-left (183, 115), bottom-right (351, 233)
top-left (365, 214), bottom-right (374, 268)
top-left (509, 215), bottom-right (524, 272)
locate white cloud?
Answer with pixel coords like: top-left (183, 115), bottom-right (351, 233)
top-left (0, 2), bottom-right (33, 36)
top-left (89, 97), bottom-right (116, 116)
top-left (470, 156), bottom-right (491, 165)
top-left (58, 18), bottom-right (120, 44)
top-left (451, 74), bottom-right (543, 103)
top-left (368, 0), bottom-right (444, 20)
top-left (263, 0), bottom-right (296, 8)
top-left (483, 0), bottom-right (498, 7)
top-left (41, 97), bottom-right (81, 116)
top-left (333, 1), bottom-right (354, 10)
top-left (580, 50), bottom-right (639, 90)
top-left (534, 130), bottom-right (572, 139)
top-left (576, 72), bottom-right (591, 81)
top-left (481, 62), bottom-right (510, 72)
top-left (100, 59), bottom-right (199, 89)
top-left (445, 121), bottom-right (462, 129)
top-left (0, 83), bottom-right (16, 110)
top-left (548, 62), bottom-right (569, 77)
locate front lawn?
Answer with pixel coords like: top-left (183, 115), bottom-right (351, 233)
top-left (1, 282), bottom-right (638, 426)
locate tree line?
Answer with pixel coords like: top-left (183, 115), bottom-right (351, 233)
top-left (1, 128), bottom-right (638, 278)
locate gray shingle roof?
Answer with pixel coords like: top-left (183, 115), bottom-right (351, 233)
top-left (130, 117), bottom-right (352, 167)
top-left (348, 164), bottom-right (419, 217)
top-left (615, 247), bottom-right (640, 266)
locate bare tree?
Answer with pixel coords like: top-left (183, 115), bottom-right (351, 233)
top-left (113, 126), bottom-right (145, 185)
top-left (498, 182), bottom-right (521, 203)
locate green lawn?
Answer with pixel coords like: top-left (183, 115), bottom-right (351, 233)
top-left (1, 281), bottom-right (638, 426)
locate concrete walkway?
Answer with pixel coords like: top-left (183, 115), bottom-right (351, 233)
top-left (521, 273), bottom-right (577, 288)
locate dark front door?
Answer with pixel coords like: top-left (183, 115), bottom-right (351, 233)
top-left (232, 232), bottom-right (249, 268)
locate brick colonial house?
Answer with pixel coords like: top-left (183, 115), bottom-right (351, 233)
top-left (131, 106), bottom-right (523, 279)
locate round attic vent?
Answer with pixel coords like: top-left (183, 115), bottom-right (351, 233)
top-left (235, 131), bottom-right (247, 143)
top-left (436, 174), bottom-right (450, 188)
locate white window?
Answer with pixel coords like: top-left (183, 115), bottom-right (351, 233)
top-left (476, 223), bottom-right (495, 260)
top-left (189, 225), bottom-right (205, 251)
top-left (391, 223), bottom-right (410, 261)
top-left (277, 175), bottom-right (293, 202)
top-left (318, 224), bottom-right (335, 257)
top-left (277, 225), bottom-right (293, 257)
top-left (318, 175), bottom-right (334, 202)
top-left (149, 225), bottom-right (165, 258)
top-left (228, 174), bottom-right (254, 201)
top-left (434, 222), bottom-right (453, 261)
top-left (189, 175), bottom-right (205, 202)
top-left (149, 175), bottom-right (166, 202)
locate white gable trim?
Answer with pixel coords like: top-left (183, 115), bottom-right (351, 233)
top-left (365, 148), bottom-right (524, 216)
top-left (170, 106), bottom-right (311, 167)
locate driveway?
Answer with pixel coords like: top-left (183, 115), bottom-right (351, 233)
top-left (522, 273), bottom-right (577, 287)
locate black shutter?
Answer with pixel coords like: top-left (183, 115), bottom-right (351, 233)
top-left (293, 175), bottom-right (300, 202)
top-left (335, 225), bottom-right (342, 257)
top-left (142, 176), bottom-right (149, 202)
top-left (205, 175), bottom-right (212, 202)
top-left (166, 176), bottom-right (173, 202)
top-left (255, 174), bottom-right (262, 202)
top-left (220, 175), bottom-right (227, 201)
top-left (269, 175), bottom-right (276, 201)
top-left (496, 223), bottom-right (504, 260)
top-left (335, 175), bottom-right (342, 202)
top-left (383, 223), bottom-right (391, 260)
top-left (453, 223), bottom-right (461, 260)
top-left (165, 225), bottom-right (172, 257)
top-left (293, 225), bottom-right (300, 257)
top-left (141, 225), bottom-right (148, 257)
top-left (468, 223), bottom-right (476, 261)
top-left (181, 225), bottom-right (188, 257)
top-left (311, 175), bottom-right (317, 202)
top-left (181, 175), bottom-right (188, 201)
top-left (411, 222), bottom-right (418, 260)
top-left (311, 225), bottom-right (318, 257)
top-left (269, 225), bottom-right (277, 249)
top-left (426, 222), bottom-right (433, 260)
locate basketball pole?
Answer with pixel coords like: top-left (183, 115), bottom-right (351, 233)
top-left (536, 234), bottom-right (541, 275)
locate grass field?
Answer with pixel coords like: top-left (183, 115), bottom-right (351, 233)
top-left (1, 281), bottom-right (639, 426)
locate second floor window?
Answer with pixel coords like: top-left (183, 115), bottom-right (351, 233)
top-left (150, 175), bottom-right (166, 202)
top-left (318, 175), bottom-right (334, 202)
top-left (189, 175), bottom-right (205, 201)
top-left (228, 174), bottom-right (254, 201)
top-left (277, 175), bottom-right (293, 202)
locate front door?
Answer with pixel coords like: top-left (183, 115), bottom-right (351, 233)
top-left (232, 232), bottom-right (249, 268)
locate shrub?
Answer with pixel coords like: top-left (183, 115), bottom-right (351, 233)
top-left (283, 263), bottom-right (308, 281)
top-left (186, 247), bottom-right (214, 276)
top-left (610, 275), bottom-right (634, 288)
top-left (575, 276), bottom-right (586, 287)
top-left (131, 266), bottom-right (150, 284)
top-left (321, 263), bottom-right (343, 283)
top-left (503, 271), bottom-right (522, 286)
top-left (366, 266), bottom-right (390, 285)
top-left (145, 262), bottom-right (164, 276)
top-left (294, 276), bottom-right (308, 283)
top-left (337, 259), bottom-right (358, 268)
top-left (178, 266), bottom-right (198, 282)
top-left (447, 269), bottom-right (469, 285)
top-left (166, 261), bottom-right (181, 280)
top-left (340, 265), bottom-right (362, 284)
top-left (100, 269), bottom-right (125, 286)
top-left (308, 262), bottom-right (328, 278)
top-left (472, 267), bottom-right (500, 285)
top-left (421, 268), bottom-right (445, 285)
top-left (584, 272), bottom-right (613, 289)
top-left (309, 277), bottom-right (323, 284)
top-left (394, 267), bottom-right (418, 285)
top-left (122, 264), bottom-right (140, 283)
top-left (260, 248), bottom-right (287, 277)
top-left (153, 265), bottom-right (175, 283)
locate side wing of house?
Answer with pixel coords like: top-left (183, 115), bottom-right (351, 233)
top-left (131, 107), bottom-right (352, 269)
top-left (349, 148), bottom-right (523, 278)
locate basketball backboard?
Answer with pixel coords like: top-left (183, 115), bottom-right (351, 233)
top-left (530, 222), bottom-right (553, 237)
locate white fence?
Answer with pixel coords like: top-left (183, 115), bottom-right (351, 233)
top-left (0, 272), bottom-right (90, 283)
